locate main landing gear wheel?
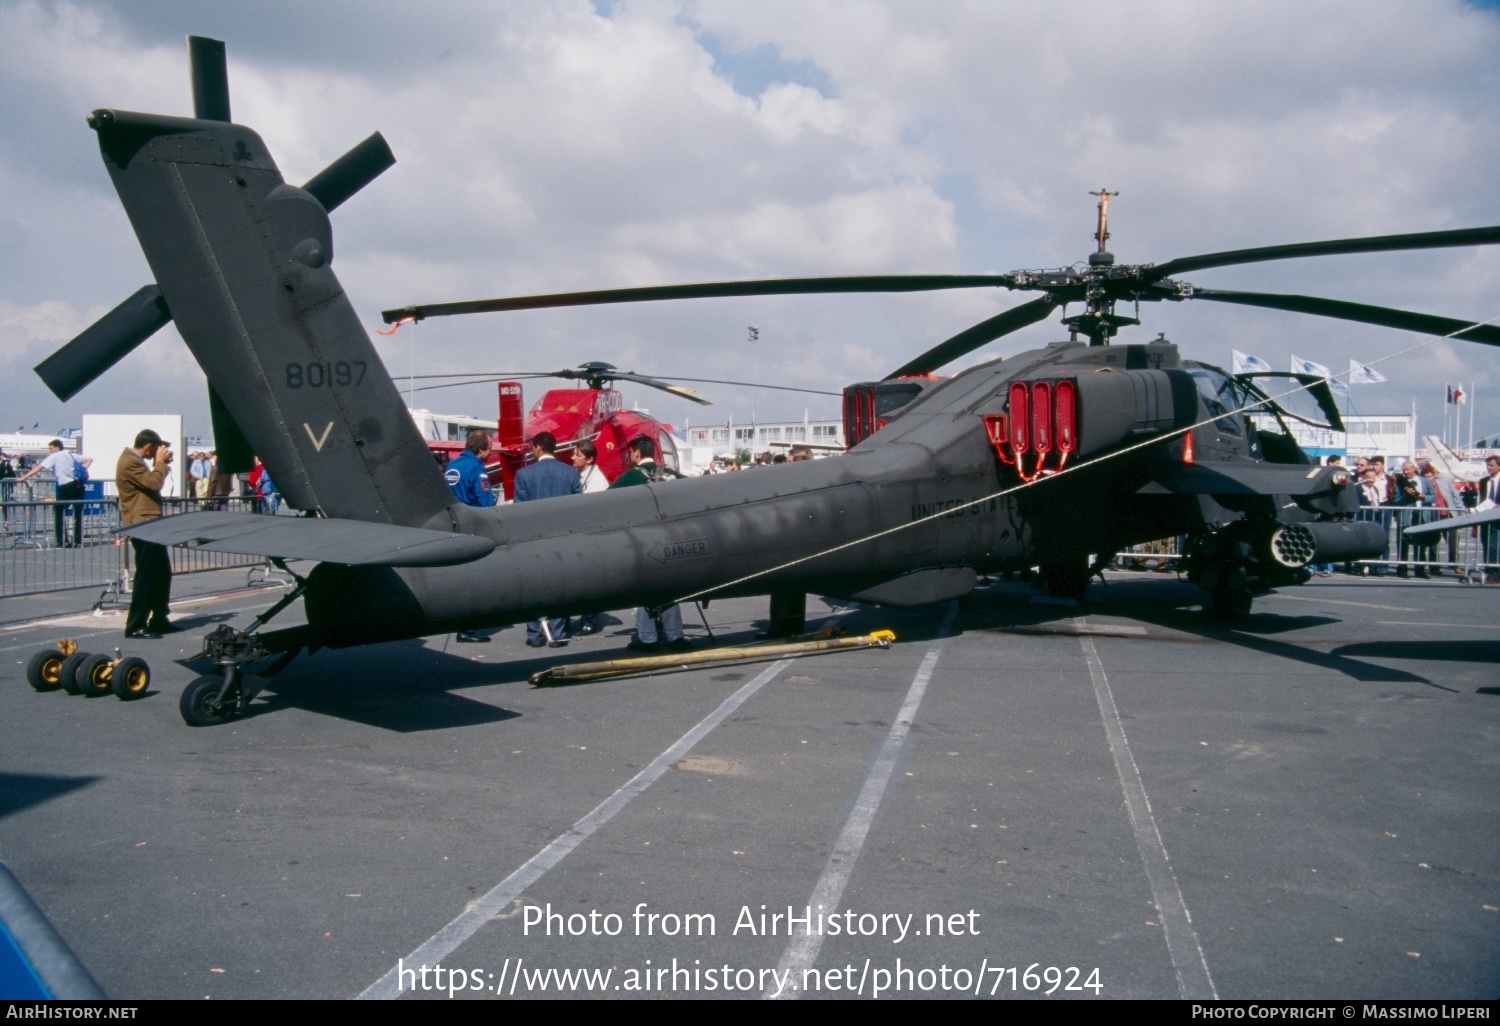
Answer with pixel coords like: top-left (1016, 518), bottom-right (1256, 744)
top-left (26, 648), bottom-right (66, 692)
top-left (1211, 585), bottom-right (1253, 619)
top-left (110, 656), bottom-right (150, 700)
top-left (59, 651), bottom-right (93, 695)
top-left (78, 653), bottom-right (116, 697)
top-left (1043, 561), bottom-right (1091, 601)
top-left (180, 674), bottom-right (237, 727)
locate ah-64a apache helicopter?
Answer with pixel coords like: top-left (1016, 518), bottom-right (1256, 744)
top-left (31, 38), bottom-right (1500, 726)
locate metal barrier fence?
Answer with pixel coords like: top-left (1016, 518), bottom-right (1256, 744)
top-left (1, 492), bottom-right (275, 601)
top-left (1114, 503), bottom-right (1497, 580)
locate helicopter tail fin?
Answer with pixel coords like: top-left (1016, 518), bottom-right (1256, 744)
top-left (82, 108), bottom-right (453, 527)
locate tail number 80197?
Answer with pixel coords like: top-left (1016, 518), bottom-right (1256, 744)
top-left (285, 361), bottom-right (367, 389)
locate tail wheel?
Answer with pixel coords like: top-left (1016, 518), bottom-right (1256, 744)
top-left (58, 651), bottom-right (93, 695)
top-left (25, 649), bottom-right (67, 692)
top-left (111, 657), bottom-right (151, 700)
top-left (79, 654), bottom-right (116, 697)
top-left (180, 675), bottom-right (232, 727)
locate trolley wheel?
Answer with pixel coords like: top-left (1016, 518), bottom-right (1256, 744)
top-left (180, 675), bottom-right (232, 727)
top-left (26, 648), bottom-right (67, 692)
top-left (58, 651), bottom-right (92, 695)
top-left (78, 653), bottom-right (115, 697)
top-left (111, 657), bottom-right (150, 700)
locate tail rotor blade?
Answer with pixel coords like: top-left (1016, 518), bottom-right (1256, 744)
top-left (33, 285), bottom-right (171, 401)
top-left (303, 133), bottom-right (396, 213)
top-left (187, 36), bottom-right (230, 122)
top-left (33, 133), bottom-right (395, 401)
top-left (886, 295), bottom-right (1060, 378)
top-left (208, 383), bottom-right (255, 475)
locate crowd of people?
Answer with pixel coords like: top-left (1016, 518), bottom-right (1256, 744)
top-left (698, 445), bottom-right (815, 472)
top-left (1346, 452), bottom-right (1500, 583)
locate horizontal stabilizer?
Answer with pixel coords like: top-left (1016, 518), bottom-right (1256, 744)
top-left (119, 512), bottom-right (494, 567)
top-left (1134, 462), bottom-right (1346, 497)
top-left (1400, 505), bottom-right (1500, 538)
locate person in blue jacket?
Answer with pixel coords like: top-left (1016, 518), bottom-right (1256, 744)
top-left (445, 429), bottom-right (496, 510)
top-left (446, 429), bottom-right (495, 642)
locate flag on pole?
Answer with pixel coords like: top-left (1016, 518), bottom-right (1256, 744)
top-left (1291, 354), bottom-right (1348, 396)
top-left (1453, 385), bottom-right (1466, 405)
top-left (1232, 349), bottom-right (1274, 375)
top-left (1348, 359), bottom-right (1387, 385)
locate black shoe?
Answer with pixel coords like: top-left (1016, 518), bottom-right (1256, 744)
top-left (547, 640), bottom-right (568, 649)
top-left (625, 639), bottom-right (660, 654)
top-left (525, 638), bottom-right (547, 648)
top-left (668, 638), bottom-right (694, 653)
top-left (148, 620), bottom-right (185, 635)
top-left (455, 630), bottom-right (490, 644)
top-left (125, 628), bottom-right (162, 640)
top-left (574, 624), bottom-right (600, 636)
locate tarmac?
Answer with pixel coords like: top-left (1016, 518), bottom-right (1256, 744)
top-left (0, 568), bottom-right (1495, 1000)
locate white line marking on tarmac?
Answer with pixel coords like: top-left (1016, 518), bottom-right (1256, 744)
top-left (1378, 621), bottom-right (1500, 629)
top-left (765, 603), bottom-right (958, 1000)
top-left (1077, 620), bottom-right (1217, 1000)
top-left (1275, 595), bottom-right (1417, 612)
top-left (358, 658), bottom-right (795, 1001)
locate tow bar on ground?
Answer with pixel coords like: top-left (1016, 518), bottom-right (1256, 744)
top-left (528, 629), bottom-right (896, 686)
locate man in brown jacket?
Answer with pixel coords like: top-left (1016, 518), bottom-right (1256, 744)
top-left (117, 428), bottom-right (178, 639)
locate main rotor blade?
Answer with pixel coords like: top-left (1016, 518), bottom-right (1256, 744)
top-left (1189, 288), bottom-right (1500, 347)
top-left (187, 36), bottom-right (230, 121)
top-left (382, 274), bottom-right (1019, 323)
top-left (668, 376), bottom-right (840, 397)
top-left (885, 295), bottom-right (1060, 378)
top-left (610, 372), bottom-right (713, 406)
top-left (1148, 225), bottom-right (1500, 281)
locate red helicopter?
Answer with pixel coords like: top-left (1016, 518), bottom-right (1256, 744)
top-left (423, 361), bottom-right (706, 499)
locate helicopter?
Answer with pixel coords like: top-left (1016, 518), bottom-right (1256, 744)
top-left (415, 362), bottom-right (703, 500)
top-left (407, 359), bottom-right (843, 496)
top-left (31, 37), bottom-right (1500, 726)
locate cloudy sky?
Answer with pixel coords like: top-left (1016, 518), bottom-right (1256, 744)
top-left (2, 0), bottom-right (1497, 444)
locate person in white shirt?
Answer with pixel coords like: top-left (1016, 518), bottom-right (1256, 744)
top-left (571, 439), bottom-right (610, 494)
top-left (16, 439), bottom-right (91, 547)
top-left (568, 439), bottom-right (609, 636)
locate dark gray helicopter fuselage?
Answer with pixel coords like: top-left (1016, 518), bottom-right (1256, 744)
top-left (302, 340), bottom-right (1272, 647)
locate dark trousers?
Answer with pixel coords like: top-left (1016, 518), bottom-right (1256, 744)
top-left (127, 536), bottom-right (172, 633)
top-left (54, 480), bottom-right (84, 547)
